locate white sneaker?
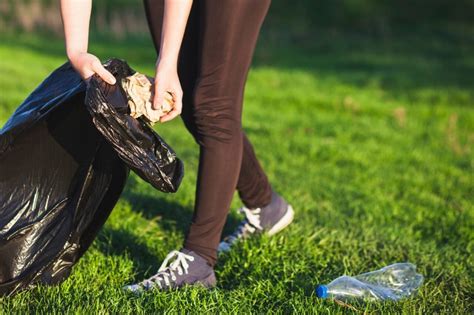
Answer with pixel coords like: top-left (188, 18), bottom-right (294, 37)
top-left (218, 191), bottom-right (294, 253)
top-left (122, 248), bottom-right (216, 294)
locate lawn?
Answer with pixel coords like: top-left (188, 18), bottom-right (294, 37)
top-left (0, 30), bottom-right (473, 313)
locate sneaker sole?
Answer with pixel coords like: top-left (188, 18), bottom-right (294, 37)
top-left (267, 204), bottom-right (294, 236)
top-left (195, 272), bottom-right (217, 289)
top-left (123, 272), bottom-right (217, 294)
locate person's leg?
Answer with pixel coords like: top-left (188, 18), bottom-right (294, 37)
top-left (124, 1), bottom-right (219, 294)
top-left (179, 0), bottom-right (272, 267)
top-left (144, 0), bottom-right (274, 266)
top-left (237, 125), bottom-right (273, 209)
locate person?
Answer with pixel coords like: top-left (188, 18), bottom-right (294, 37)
top-left (60, 0), bottom-right (294, 292)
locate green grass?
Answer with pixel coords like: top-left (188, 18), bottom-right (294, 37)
top-left (0, 30), bottom-right (473, 313)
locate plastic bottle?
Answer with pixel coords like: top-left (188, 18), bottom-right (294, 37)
top-left (316, 263), bottom-right (424, 301)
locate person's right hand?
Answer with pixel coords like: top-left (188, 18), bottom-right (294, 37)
top-left (68, 52), bottom-right (116, 85)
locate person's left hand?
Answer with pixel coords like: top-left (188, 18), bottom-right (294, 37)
top-left (153, 60), bottom-right (182, 123)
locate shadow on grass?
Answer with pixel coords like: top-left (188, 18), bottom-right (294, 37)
top-left (122, 176), bottom-right (194, 233)
top-left (94, 174), bottom-right (243, 277)
top-left (120, 175), bottom-right (243, 236)
top-left (96, 226), bottom-right (161, 278)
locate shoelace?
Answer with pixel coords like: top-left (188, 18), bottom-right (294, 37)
top-left (240, 206), bottom-right (263, 230)
top-left (221, 206), bottom-right (263, 246)
top-left (140, 250), bottom-right (195, 289)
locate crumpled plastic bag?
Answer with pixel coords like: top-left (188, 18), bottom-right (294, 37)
top-left (0, 58), bottom-right (184, 297)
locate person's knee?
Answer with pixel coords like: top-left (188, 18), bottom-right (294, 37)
top-left (192, 95), bottom-right (242, 146)
top-left (195, 113), bottom-right (242, 146)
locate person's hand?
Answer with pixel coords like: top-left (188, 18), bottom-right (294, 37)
top-left (68, 51), bottom-right (116, 85)
top-left (153, 60), bottom-right (182, 123)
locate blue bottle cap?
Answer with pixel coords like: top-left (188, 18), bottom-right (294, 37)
top-left (316, 285), bottom-right (328, 298)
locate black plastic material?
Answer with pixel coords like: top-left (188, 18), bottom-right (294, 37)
top-left (85, 59), bottom-right (183, 193)
top-left (0, 59), bottom-right (183, 297)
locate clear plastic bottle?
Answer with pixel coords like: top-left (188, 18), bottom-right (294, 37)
top-left (316, 263), bottom-right (424, 301)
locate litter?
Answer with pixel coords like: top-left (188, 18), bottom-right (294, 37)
top-left (316, 262), bottom-right (424, 302)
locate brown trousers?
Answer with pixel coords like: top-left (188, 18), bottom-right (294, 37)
top-left (143, 0), bottom-right (273, 266)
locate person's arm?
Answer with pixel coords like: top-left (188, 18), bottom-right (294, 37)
top-left (153, 0), bottom-right (193, 122)
top-left (60, 0), bottom-right (116, 84)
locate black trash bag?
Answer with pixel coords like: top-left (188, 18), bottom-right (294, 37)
top-left (0, 58), bottom-right (184, 297)
top-left (85, 59), bottom-right (183, 193)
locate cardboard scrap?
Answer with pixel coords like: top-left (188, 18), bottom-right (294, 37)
top-left (121, 72), bottom-right (174, 123)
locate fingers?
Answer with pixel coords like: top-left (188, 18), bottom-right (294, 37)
top-left (160, 91), bottom-right (182, 123)
top-left (92, 60), bottom-right (116, 85)
top-left (152, 83), bottom-right (165, 111)
top-left (81, 68), bottom-right (95, 82)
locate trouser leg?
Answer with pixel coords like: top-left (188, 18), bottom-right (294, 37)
top-left (237, 133), bottom-right (272, 209)
top-left (144, 0), bottom-right (272, 266)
